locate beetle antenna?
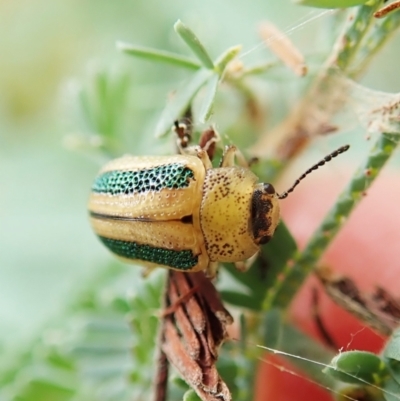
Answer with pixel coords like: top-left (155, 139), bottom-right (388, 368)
top-left (277, 145), bottom-right (350, 200)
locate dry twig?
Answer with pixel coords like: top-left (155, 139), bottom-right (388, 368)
top-left (316, 266), bottom-right (400, 337)
top-left (155, 271), bottom-right (233, 401)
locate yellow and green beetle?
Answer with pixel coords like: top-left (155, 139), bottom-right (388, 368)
top-left (88, 144), bottom-right (349, 277)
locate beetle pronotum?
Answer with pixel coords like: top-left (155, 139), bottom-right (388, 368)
top-left (88, 141), bottom-right (349, 277)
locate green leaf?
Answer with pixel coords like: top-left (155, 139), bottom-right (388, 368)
top-left (384, 328), bottom-right (400, 362)
top-left (323, 351), bottom-right (388, 385)
top-left (214, 45), bottom-right (242, 74)
top-left (221, 221), bottom-right (297, 311)
top-left (260, 222), bottom-right (298, 289)
top-left (117, 42), bottom-right (201, 70)
top-left (383, 377), bottom-right (400, 401)
top-left (17, 378), bottom-right (76, 401)
top-left (155, 68), bottom-right (213, 137)
top-left (198, 73), bottom-right (219, 122)
top-left (241, 62), bottom-right (278, 77)
top-left (293, 0), bottom-right (368, 7)
top-left (385, 360), bottom-right (400, 391)
top-left (220, 290), bottom-right (260, 310)
top-left (261, 309), bottom-right (283, 349)
top-left (174, 20), bottom-right (214, 69)
top-left (383, 330), bottom-right (400, 390)
top-left (76, 68), bottom-right (131, 157)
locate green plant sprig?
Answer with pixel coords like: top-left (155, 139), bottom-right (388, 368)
top-left (334, 0), bottom-right (383, 71)
top-left (120, 20), bottom-right (243, 138)
top-left (249, 1), bottom-right (400, 162)
top-left (117, 42), bottom-right (202, 70)
top-left (351, 7), bottom-right (400, 76)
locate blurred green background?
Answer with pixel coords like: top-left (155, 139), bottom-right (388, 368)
top-left (1, 0), bottom-right (400, 351)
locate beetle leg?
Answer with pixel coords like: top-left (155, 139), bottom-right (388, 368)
top-left (206, 261), bottom-right (219, 278)
top-left (196, 148), bottom-right (213, 170)
top-left (220, 145), bottom-right (237, 167)
top-left (234, 261), bottom-right (247, 272)
top-left (220, 144), bottom-right (250, 168)
top-left (234, 146), bottom-right (250, 168)
top-left (141, 265), bottom-right (156, 277)
top-left (234, 253), bottom-right (258, 272)
top-left (180, 144), bottom-right (199, 157)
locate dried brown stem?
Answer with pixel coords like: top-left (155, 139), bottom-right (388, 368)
top-left (316, 266), bottom-right (400, 337)
top-left (160, 271), bottom-right (233, 401)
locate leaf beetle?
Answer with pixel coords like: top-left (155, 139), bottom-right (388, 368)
top-left (88, 130), bottom-right (349, 277)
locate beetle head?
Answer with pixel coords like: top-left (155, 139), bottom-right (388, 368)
top-left (251, 183), bottom-right (280, 245)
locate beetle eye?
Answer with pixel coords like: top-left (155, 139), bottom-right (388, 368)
top-left (263, 183), bottom-right (275, 195)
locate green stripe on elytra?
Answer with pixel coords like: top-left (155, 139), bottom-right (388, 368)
top-left (98, 236), bottom-right (198, 270)
top-left (92, 163), bottom-right (194, 195)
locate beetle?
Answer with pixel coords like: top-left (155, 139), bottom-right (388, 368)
top-left (88, 142), bottom-right (349, 277)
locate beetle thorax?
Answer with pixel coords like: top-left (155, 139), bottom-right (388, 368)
top-left (199, 167), bottom-right (260, 263)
